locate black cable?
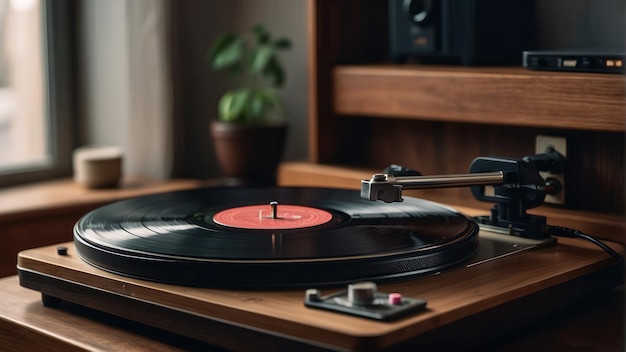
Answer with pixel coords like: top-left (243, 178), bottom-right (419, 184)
top-left (543, 225), bottom-right (624, 266)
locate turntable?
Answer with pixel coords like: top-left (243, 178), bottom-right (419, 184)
top-left (16, 154), bottom-right (623, 351)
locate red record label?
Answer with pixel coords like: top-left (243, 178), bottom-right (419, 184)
top-left (213, 204), bottom-right (333, 230)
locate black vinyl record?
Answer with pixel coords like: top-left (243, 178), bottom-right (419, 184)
top-left (74, 187), bottom-right (479, 288)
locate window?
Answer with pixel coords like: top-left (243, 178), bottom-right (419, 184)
top-left (0, 0), bottom-right (73, 187)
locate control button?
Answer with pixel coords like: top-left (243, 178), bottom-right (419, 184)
top-left (305, 288), bottom-right (321, 302)
top-left (348, 281), bottom-right (377, 306)
top-left (304, 283), bottom-right (428, 320)
top-left (388, 292), bottom-right (403, 305)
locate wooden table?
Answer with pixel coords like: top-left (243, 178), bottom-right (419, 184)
top-left (0, 276), bottom-right (214, 351)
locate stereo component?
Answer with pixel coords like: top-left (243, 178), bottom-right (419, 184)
top-left (389, 0), bottom-right (535, 65)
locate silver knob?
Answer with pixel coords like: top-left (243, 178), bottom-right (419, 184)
top-left (305, 288), bottom-right (321, 302)
top-left (348, 281), bottom-right (377, 306)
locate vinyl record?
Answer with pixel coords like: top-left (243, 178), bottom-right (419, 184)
top-left (74, 187), bottom-right (479, 288)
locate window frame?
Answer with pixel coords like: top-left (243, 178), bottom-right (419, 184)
top-left (0, 0), bottom-right (74, 187)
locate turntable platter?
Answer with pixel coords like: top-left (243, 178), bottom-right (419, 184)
top-left (73, 187), bottom-right (479, 288)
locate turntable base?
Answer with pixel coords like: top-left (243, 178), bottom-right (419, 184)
top-left (17, 234), bottom-right (623, 351)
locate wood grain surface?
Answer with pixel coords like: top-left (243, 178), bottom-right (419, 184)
top-left (0, 177), bottom-right (206, 278)
top-left (0, 275), bottom-right (210, 352)
top-left (16, 234), bottom-right (623, 351)
top-left (0, 177), bottom-right (203, 220)
top-left (333, 65), bottom-right (625, 132)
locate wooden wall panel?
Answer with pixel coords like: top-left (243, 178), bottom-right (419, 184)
top-left (327, 118), bottom-right (625, 215)
top-left (308, 0), bottom-right (388, 163)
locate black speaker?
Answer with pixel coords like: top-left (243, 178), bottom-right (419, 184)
top-left (389, 0), bottom-right (535, 65)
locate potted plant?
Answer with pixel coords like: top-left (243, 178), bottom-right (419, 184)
top-left (208, 24), bottom-right (292, 186)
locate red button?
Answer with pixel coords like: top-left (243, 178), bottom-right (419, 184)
top-left (388, 293), bottom-right (402, 305)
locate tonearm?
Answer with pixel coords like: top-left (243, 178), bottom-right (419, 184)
top-left (361, 148), bottom-right (566, 239)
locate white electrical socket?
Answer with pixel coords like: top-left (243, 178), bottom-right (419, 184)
top-left (535, 135), bottom-right (567, 204)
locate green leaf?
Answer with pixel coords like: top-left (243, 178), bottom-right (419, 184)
top-left (273, 38), bottom-right (291, 50)
top-left (217, 92), bottom-right (236, 121)
top-left (247, 89), bottom-right (283, 124)
top-left (263, 57), bottom-right (285, 87)
top-left (208, 34), bottom-right (235, 60)
top-left (209, 34), bottom-right (243, 70)
top-left (250, 45), bottom-right (274, 73)
top-left (209, 25), bottom-right (291, 124)
top-left (218, 90), bottom-right (250, 122)
top-left (252, 24), bottom-right (270, 44)
top-left (258, 88), bottom-right (281, 110)
top-left (247, 91), bottom-right (267, 119)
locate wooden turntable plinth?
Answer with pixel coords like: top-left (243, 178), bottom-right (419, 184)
top-left (16, 234), bottom-right (623, 351)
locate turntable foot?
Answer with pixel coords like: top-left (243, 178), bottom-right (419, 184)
top-left (41, 293), bottom-right (63, 307)
top-left (303, 282), bottom-right (427, 321)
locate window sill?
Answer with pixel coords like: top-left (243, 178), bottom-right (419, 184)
top-left (0, 176), bottom-right (206, 277)
top-left (0, 176), bottom-right (205, 221)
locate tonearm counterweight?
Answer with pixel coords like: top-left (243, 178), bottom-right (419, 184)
top-left (361, 150), bottom-right (566, 239)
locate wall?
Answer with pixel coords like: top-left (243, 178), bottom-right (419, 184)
top-left (78, 0), bottom-right (175, 180)
top-left (78, 0), bottom-right (130, 157)
top-left (535, 0), bottom-right (625, 50)
top-left (170, 0), bottom-right (309, 179)
top-left (171, 0), bottom-right (623, 179)
top-left (78, 0), bottom-right (624, 180)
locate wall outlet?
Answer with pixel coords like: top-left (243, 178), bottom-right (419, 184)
top-left (535, 135), bottom-right (566, 204)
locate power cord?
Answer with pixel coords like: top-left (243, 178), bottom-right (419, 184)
top-left (543, 225), bottom-right (624, 267)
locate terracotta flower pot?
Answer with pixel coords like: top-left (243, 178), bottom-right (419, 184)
top-left (210, 121), bottom-right (288, 187)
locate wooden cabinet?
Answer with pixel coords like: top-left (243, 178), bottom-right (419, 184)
top-left (279, 0), bottom-right (625, 244)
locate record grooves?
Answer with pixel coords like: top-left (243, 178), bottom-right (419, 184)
top-left (73, 187), bottom-right (479, 288)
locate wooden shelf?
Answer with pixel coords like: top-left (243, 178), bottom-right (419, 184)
top-left (333, 65), bottom-right (625, 132)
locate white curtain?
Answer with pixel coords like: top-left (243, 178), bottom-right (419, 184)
top-left (80, 0), bottom-right (171, 180)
